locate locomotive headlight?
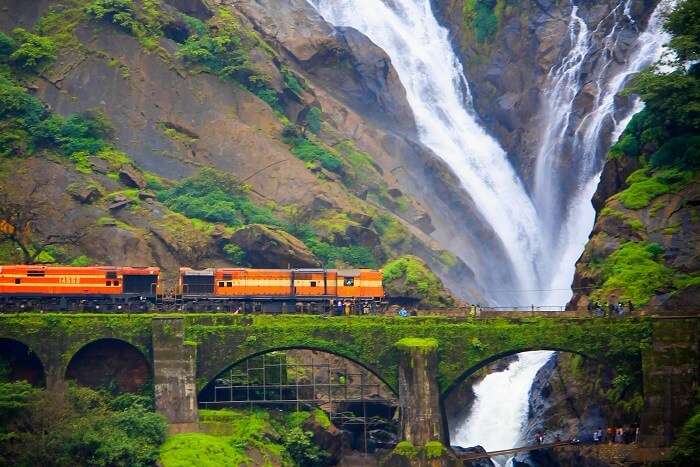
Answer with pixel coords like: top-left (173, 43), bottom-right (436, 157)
top-left (117, 305), bottom-right (122, 310)
top-left (95, 305), bottom-right (100, 309)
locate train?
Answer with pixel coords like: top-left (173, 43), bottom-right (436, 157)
top-left (0, 265), bottom-right (385, 313)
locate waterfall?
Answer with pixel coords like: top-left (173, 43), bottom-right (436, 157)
top-left (309, 0), bottom-right (544, 304)
top-left (452, 351), bottom-right (554, 466)
top-left (533, 0), bottom-right (675, 305)
top-left (309, 0), bottom-right (672, 459)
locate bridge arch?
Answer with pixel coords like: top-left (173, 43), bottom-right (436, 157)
top-left (0, 337), bottom-right (45, 387)
top-left (442, 347), bottom-right (601, 398)
top-left (65, 338), bottom-right (152, 393)
top-left (199, 345), bottom-right (399, 398)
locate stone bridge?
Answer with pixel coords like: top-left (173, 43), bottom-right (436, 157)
top-left (0, 314), bottom-right (697, 451)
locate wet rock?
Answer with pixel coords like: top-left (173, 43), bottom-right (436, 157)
top-left (451, 446), bottom-right (495, 467)
top-left (138, 191), bottom-right (157, 201)
top-left (69, 184), bottom-right (102, 204)
top-left (118, 165), bottom-right (147, 189)
top-left (108, 194), bottom-right (131, 211)
top-left (388, 188), bottom-right (403, 198)
top-left (230, 224), bottom-right (321, 268)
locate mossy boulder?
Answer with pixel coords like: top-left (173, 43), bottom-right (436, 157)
top-left (383, 255), bottom-right (456, 308)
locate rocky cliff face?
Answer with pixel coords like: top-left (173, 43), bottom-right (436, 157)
top-left (568, 154), bottom-right (700, 311)
top-left (432, 0), bottom-right (657, 184)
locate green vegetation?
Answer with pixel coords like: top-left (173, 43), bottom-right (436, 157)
top-left (396, 337), bottom-right (439, 352)
top-left (424, 440), bottom-right (445, 459)
top-left (176, 8), bottom-right (281, 109)
top-left (85, 0), bottom-right (164, 49)
top-left (462, 0), bottom-right (504, 42)
top-left (590, 242), bottom-right (673, 306)
top-left (289, 138), bottom-right (343, 173)
top-left (0, 381), bottom-right (166, 467)
top-left (616, 166), bottom-right (694, 210)
top-left (670, 391), bottom-right (700, 465)
top-left (6, 28), bottom-right (57, 71)
top-left (161, 409), bottom-right (329, 467)
top-left (160, 433), bottom-right (246, 467)
top-left (383, 255), bottom-right (455, 307)
top-left (393, 440), bottom-right (419, 459)
top-left (157, 168), bottom-right (280, 227)
top-left (610, 0), bottom-right (700, 171)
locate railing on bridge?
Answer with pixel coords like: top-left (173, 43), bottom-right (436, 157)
top-left (480, 306), bottom-right (567, 312)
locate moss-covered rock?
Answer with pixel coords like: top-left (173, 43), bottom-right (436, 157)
top-left (383, 255), bottom-right (456, 308)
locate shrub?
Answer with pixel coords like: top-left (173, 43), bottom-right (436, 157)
top-left (289, 138), bottom-right (343, 173)
top-left (590, 241), bottom-right (673, 306)
top-left (157, 168), bottom-right (281, 228)
top-left (393, 440), bottom-right (419, 459)
top-left (303, 107), bottom-right (322, 134)
top-left (283, 426), bottom-right (329, 467)
top-left (0, 32), bottom-right (17, 57)
top-left (223, 243), bottom-right (246, 265)
top-left (0, 74), bottom-right (45, 123)
top-left (671, 403), bottom-right (700, 464)
top-left (176, 12), bottom-right (280, 110)
top-left (85, 0), bottom-right (140, 34)
top-left (9, 28), bottom-right (57, 71)
top-left (650, 134), bottom-right (700, 169)
top-left (618, 167), bottom-right (694, 209)
top-left (32, 112), bottom-right (111, 156)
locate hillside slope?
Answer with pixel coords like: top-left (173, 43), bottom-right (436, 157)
top-left (0, 0), bottom-right (479, 294)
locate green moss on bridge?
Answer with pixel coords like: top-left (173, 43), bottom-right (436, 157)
top-left (0, 314), bottom-right (655, 393)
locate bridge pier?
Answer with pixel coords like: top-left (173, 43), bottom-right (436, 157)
top-left (396, 338), bottom-right (446, 445)
top-left (152, 318), bottom-right (198, 432)
top-left (639, 320), bottom-right (700, 447)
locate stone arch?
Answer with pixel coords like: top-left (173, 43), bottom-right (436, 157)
top-left (442, 348), bottom-right (618, 448)
top-left (200, 345), bottom-right (399, 398)
top-left (0, 338), bottom-right (45, 387)
top-left (65, 338), bottom-right (151, 393)
top-left (442, 347), bottom-right (600, 398)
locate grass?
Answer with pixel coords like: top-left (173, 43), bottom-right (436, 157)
top-left (396, 337), bottom-right (439, 352)
top-left (160, 432), bottom-right (247, 467)
top-left (617, 167), bottom-right (694, 209)
top-left (590, 241), bottom-right (673, 306)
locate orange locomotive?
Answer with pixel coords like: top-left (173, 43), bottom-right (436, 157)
top-left (178, 267), bottom-right (384, 313)
top-left (0, 265), bottom-right (160, 311)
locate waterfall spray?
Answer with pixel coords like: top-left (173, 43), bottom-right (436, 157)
top-left (310, 0), bottom-right (672, 457)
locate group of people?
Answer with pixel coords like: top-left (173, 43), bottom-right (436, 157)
top-left (592, 425), bottom-right (639, 444)
top-left (588, 301), bottom-right (633, 317)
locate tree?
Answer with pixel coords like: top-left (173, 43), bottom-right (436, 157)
top-left (0, 177), bottom-right (86, 264)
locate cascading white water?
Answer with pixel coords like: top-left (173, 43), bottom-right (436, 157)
top-left (453, 351), bottom-right (554, 466)
top-left (534, 0), bottom-right (675, 305)
top-left (309, 0), bottom-right (544, 303)
top-left (309, 0), bottom-right (672, 459)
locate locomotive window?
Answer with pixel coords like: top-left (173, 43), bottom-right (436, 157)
top-left (227, 282), bottom-right (233, 287)
top-left (106, 281), bottom-right (112, 286)
top-left (223, 274), bottom-right (232, 280)
top-left (15, 278), bottom-right (20, 284)
top-left (106, 271), bottom-right (117, 279)
top-left (343, 277), bottom-right (354, 286)
top-left (310, 281), bottom-right (317, 287)
top-left (114, 281), bottom-right (119, 286)
top-left (218, 281), bottom-right (225, 287)
top-left (27, 270), bottom-right (45, 277)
